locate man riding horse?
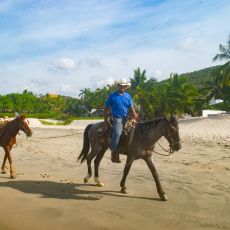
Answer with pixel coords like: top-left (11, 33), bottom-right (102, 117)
top-left (104, 78), bottom-right (138, 163)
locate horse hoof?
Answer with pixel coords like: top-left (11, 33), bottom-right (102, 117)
top-left (2, 171), bottom-right (7, 174)
top-left (84, 178), bottom-right (89, 183)
top-left (96, 182), bottom-right (104, 187)
top-left (120, 187), bottom-right (128, 194)
top-left (10, 175), bottom-right (16, 179)
top-left (159, 194), bottom-right (168, 201)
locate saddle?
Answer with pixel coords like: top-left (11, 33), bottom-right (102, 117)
top-left (97, 118), bottom-right (136, 153)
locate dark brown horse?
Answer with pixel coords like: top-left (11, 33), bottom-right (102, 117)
top-left (0, 115), bottom-right (33, 178)
top-left (78, 116), bottom-right (181, 201)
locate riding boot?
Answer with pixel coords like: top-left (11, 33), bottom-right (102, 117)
top-left (111, 151), bottom-right (121, 163)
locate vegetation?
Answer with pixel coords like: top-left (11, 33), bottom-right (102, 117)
top-left (1, 36), bottom-right (229, 119)
top-left (210, 35), bottom-right (230, 111)
top-left (213, 35), bottom-right (230, 62)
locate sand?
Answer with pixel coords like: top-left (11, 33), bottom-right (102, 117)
top-left (0, 115), bottom-right (229, 230)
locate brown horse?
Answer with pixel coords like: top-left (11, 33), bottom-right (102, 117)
top-left (0, 115), bottom-right (33, 178)
top-left (78, 116), bottom-right (181, 201)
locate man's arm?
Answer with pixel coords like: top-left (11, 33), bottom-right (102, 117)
top-left (129, 106), bottom-right (138, 120)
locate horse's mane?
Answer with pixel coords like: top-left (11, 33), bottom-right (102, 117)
top-left (4, 116), bottom-right (26, 131)
top-left (137, 116), bottom-right (178, 135)
top-left (4, 115), bottom-right (27, 128)
top-left (4, 118), bottom-right (16, 128)
top-left (138, 117), bottom-right (166, 128)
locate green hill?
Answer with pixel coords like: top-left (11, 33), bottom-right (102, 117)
top-left (179, 65), bottom-right (223, 87)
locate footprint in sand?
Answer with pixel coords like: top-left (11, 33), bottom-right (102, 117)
top-left (60, 178), bottom-right (74, 184)
top-left (15, 171), bottom-right (24, 176)
top-left (26, 146), bottom-right (33, 151)
top-left (212, 184), bottom-right (226, 191)
top-left (40, 173), bottom-right (50, 178)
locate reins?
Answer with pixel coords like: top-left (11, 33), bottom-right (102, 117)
top-left (153, 142), bottom-right (173, 156)
top-left (153, 139), bottom-right (181, 156)
top-left (136, 119), bottom-right (176, 157)
top-left (32, 132), bottom-right (83, 140)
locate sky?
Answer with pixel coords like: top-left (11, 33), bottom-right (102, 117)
top-left (0, 0), bottom-right (230, 97)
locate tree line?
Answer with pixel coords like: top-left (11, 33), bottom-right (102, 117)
top-left (0, 36), bottom-right (229, 119)
top-left (77, 35), bottom-right (230, 118)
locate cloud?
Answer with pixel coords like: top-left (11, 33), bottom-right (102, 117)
top-left (0, 0), bottom-right (230, 96)
top-left (60, 84), bottom-right (74, 93)
top-left (96, 77), bottom-right (115, 87)
top-left (84, 58), bottom-right (105, 69)
top-left (26, 79), bottom-right (52, 94)
top-left (77, 58), bottom-right (106, 69)
top-left (53, 58), bottom-right (75, 70)
top-left (153, 69), bottom-right (163, 78)
top-left (30, 78), bottom-right (51, 87)
top-left (120, 58), bottom-right (129, 67)
top-left (2, 80), bottom-right (9, 84)
top-left (179, 37), bottom-right (196, 50)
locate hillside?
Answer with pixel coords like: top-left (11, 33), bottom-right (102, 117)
top-left (179, 64), bottom-right (222, 87)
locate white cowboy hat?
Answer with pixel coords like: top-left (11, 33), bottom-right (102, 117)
top-left (116, 78), bottom-right (131, 88)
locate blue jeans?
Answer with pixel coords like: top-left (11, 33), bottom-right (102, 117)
top-left (110, 117), bottom-right (126, 152)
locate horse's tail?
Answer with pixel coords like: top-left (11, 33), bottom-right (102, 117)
top-left (77, 124), bottom-right (92, 163)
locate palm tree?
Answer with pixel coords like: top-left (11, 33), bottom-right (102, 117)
top-left (79, 88), bottom-right (91, 100)
top-left (213, 35), bottom-right (230, 62)
top-left (79, 88), bottom-right (93, 116)
top-left (204, 65), bottom-right (230, 109)
top-left (155, 74), bottom-right (199, 116)
top-left (130, 68), bottom-right (157, 118)
top-left (130, 68), bottom-right (147, 90)
top-left (220, 61), bottom-right (230, 86)
top-left (212, 35), bottom-right (230, 98)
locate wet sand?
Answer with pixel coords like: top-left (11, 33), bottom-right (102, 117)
top-left (0, 116), bottom-right (229, 230)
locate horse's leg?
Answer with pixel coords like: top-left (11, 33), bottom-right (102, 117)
top-left (144, 157), bottom-right (167, 201)
top-left (84, 150), bottom-right (96, 183)
top-left (1, 152), bottom-right (8, 174)
top-left (94, 148), bottom-right (106, 187)
top-left (4, 146), bottom-right (15, 179)
top-left (120, 157), bottom-right (134, 194)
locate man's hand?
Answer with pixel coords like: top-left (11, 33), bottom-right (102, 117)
top-left (130, 106), bottom-right (139, 121)
top-left (133, 112), bottom-right (138, 121)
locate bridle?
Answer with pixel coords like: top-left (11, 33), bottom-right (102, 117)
top-left (18, 118), bottom-right (31, 137)
top-left (136, 117), bottom-right (181, 156)
top-left (153, 130), bottom-right (181, 156)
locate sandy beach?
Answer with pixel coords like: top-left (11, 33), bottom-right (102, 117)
top-left (0, 115), bottom-right (229, 230)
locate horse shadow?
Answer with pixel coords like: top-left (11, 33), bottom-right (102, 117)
top-left (0, 179), bottom-right (162, 201)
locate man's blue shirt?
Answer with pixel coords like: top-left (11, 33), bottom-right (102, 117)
top-left (105, 91), bottom-right (133, 118)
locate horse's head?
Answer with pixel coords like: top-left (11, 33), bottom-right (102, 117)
top-left (164, 116), bottom-right (181, 152)
top-left (15, 115), bottom-right (33, 137)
